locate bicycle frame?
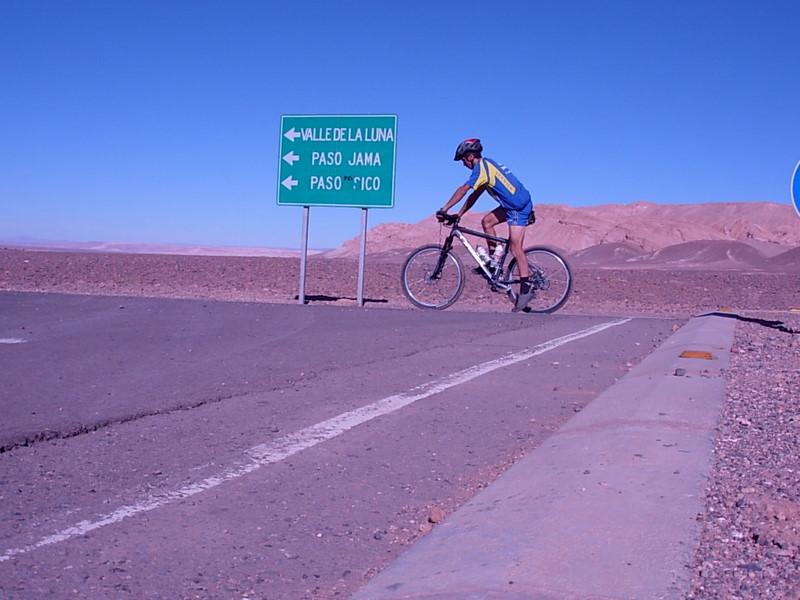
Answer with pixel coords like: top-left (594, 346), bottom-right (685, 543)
top-left (435, 219), bottom-right (515, 292)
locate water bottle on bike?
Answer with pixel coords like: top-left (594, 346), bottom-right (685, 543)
top-left (490, 243), bottom-right (505, 268)
top-left (476, 246), bottom-right (491, 266)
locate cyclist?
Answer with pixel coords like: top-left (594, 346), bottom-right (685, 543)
top-left (436, 138), bottom-right (535, 312)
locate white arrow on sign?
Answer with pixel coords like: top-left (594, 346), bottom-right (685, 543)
top-left (282, 151), bottom-right (300, 166)
top-left (281, 176), bottom-right (299, 190)
top-left (284, 127), bottom-right (301, 142)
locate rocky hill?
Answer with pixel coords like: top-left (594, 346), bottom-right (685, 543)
top-left (326, 201), bottom-right (800, 258)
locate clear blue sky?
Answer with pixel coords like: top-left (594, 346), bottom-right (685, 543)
top-left (2, 1), bottom-right (798, 249)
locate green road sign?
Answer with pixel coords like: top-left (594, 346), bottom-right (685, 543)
top-left (277, 114), bottom-right (397, 208)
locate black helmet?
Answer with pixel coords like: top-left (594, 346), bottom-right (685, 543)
top-left (453, 138), bottom-right (483, 161)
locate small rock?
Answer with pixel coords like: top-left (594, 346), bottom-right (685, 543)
top-left (428, 507), bottom-right (444, 524)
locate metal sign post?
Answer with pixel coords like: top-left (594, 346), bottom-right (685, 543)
top-left (277, 114), bottom-right (397, 306)
top-left (357, 208), bottom-right (368, 306)
top-left (298, 206), bottom-right (309, 304)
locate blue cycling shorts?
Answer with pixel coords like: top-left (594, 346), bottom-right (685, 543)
top-left (506, 204), bottom-right (535, 227)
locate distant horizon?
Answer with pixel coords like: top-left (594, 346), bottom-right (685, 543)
top-left (0, 235), bottom-right (329, 250)
top-left (0, 238), bottom-right (331, 255)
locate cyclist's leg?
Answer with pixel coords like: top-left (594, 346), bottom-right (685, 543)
top-left (507, 207), bottom-right (534, 312)
top-left (480, 207), bottom-right (505, 253)
top-left (507, 224), bottom-right (529, 279)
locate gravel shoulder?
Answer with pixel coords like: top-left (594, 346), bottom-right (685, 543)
top-left (2, 248), bottom-right (799, 598)
top-left (688, 315), bottom-right (800, 600)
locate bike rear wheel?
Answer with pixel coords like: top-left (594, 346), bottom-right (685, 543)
top-left (401, 245), bottom-right (465, 309)
top-left (506, 247), bottom-right (572, 313)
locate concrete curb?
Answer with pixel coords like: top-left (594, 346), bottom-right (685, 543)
top-left (350, 313), bottom-right (737, 600)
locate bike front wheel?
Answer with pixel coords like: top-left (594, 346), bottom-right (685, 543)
top-left (401, 245), bottom-right (465, 309)
top-left (506, 247), bottom-right (573, 313)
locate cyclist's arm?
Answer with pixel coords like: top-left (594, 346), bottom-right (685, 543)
top-left (457, 186), bottom-right (485, 217)
top-left (440, 184), bottom-right (483, 215)
top-left (440, 184), bottom-right (471, 214)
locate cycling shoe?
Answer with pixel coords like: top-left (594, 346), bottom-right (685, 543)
top-left (512, 290), bottom-right (535, 312)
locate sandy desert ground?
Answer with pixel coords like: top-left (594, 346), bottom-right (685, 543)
top-left (1, 246), bottom-right (799, 316)
top-left (1, 244), bottom-right (798, 598)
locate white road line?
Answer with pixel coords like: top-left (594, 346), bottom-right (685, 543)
top-left (0, 318), bottom-right (631, 562)
top-left (0, 338), bottom-right (26, 344)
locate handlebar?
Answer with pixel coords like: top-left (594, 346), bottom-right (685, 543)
top-left (435, 211), bottom-right (460, 226)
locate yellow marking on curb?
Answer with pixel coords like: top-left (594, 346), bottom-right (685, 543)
top-left (679, 350), bottom-right (714, 360)
top-left (717, 308), bottom-right (734, 312)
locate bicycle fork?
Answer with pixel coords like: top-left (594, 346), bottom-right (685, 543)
top-left (431, 236), bottom-right (456, 279)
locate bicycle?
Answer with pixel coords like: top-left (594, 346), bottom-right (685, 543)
top-left (400, 214), bottom-right (572, 312)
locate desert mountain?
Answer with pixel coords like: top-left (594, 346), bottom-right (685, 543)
top-left (326, 202), bottom-right (800, 258)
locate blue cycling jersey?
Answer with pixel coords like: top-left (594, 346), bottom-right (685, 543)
top-left (465, 157), bottom-right (531, 211)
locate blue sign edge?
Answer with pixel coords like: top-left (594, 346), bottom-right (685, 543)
top-left (792, 159), bottom-right (800, 218)
top-left (276, 114), bottom-right (398, 209)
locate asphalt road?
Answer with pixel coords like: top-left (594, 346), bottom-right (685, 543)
top-left (0, 292), bottom-right (680, 599)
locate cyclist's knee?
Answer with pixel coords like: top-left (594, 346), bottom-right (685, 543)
top-left (482, 208), bottom-right (503, 230)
